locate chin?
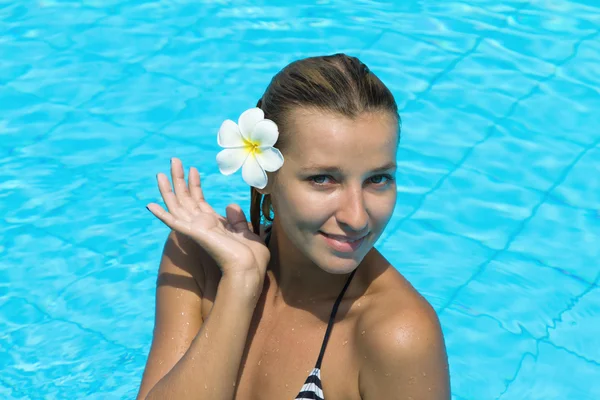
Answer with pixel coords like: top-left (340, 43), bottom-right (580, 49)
top-left (314, 251), bottom-right (367, 274)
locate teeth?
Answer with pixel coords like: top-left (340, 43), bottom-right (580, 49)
top-left (326, 234), bottom-right (362, 243)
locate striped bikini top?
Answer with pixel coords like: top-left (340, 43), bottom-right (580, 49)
top-left (264, 230), bottom-right (357, 400)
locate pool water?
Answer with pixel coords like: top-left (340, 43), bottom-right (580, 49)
top-left (1, 0), bottom-right (599, 398)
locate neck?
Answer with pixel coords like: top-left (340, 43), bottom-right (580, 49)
top-left (264, 225), bottom-right (355, 307)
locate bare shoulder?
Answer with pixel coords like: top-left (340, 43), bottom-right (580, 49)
top-left (356, 260), bottom-right (443, 356)
top-left (161, 230), bottom-right (209, 289)
top-left (160, 230), bottom-right (229, 318)
top-left (354, 253), bottom-right (450, 399)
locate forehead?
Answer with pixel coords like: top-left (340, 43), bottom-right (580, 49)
top-left (283, 108), bottom-right (398, 167)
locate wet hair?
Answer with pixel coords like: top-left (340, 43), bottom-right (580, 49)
top-left (250, 53), bottom-right (400, 235)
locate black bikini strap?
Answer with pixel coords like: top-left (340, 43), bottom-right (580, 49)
top-left (315, 268), bottom-right (357, 369)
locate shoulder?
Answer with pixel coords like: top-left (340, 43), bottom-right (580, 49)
top-left (354, 260), bottom-right (450, 398)
top-left (159, 230), bottom-right (210, 292)
top-left (357, 290), bottom-right (444, 361)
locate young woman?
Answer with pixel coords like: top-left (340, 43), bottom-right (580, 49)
top-left (137, 54), bottom-right (450, 400)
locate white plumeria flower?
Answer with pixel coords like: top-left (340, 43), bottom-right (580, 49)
top-left (216, 107), bottom-right (284, 189)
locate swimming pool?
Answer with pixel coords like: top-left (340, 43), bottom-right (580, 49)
top-left (1, 0), bottom-right (599, 398)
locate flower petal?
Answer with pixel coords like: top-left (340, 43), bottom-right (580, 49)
top-left (242, 153), bottom-right (268, 189)
top-left (238, 108), bottom-right (264, 140)
top-left (216, 148), bottom-right (249, 175)
top-left (249, 119), bottom-right (279, 147)
top-left (217, 119), bottom-right (245, 148)
top-left (256, 147), bottom-right (284, 172)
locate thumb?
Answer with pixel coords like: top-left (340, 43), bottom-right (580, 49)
top-left (225, 204), bottom-right (251, 233)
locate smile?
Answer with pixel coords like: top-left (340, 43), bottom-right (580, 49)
top-left (319, 232), bottom-right (368, 253)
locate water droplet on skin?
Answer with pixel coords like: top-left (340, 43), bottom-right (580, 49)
top-left (422, 372), bottom-right (427, 377)
top-left (258, 359), bottom-right (262, 365)
top-left (428, 387), bottom-right (432, 391)
top-left (361, 330), bottom-right (366, 335)
top-left (343, 340), bottom-right (348, 346)
top-left (385, 372), bottom-right (391, 377)
top-left (408, 376), bottom-right (416, 384)
top-left (204, 384), bottom-right (207, 390)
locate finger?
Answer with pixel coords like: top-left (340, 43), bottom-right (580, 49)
top-left (157, 173), bottom-right (191, 221)
top-left (146, 203), bottom-right (191, 234)
top-left (170, 158), bottom-right (198, 213)
top-left (188, 166), bottom-right (205, 203)
top-left (188, 166), bottom-right (217, 214)
top-left (225, 204), bottom-right (251, 233)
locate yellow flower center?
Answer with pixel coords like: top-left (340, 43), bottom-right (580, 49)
top-left (244, 139), bottom-right (262, 154)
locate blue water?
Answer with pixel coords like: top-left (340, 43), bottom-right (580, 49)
top-left (1, 0), bottom-right (599, 398)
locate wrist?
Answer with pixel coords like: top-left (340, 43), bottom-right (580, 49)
top-left (218, 272), bottom-right (264, 305)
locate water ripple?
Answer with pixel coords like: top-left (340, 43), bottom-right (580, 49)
top-left (1, 0), bottom-right (599, 398)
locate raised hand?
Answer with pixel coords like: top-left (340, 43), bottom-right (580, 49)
top-left (146, 158), bottom-right (270, 285)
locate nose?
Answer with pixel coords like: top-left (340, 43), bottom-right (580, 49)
top-left (335, 185), bottom-right (369, 233)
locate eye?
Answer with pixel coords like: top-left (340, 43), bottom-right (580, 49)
top-left (368, 174), bottom-right (394, 186)
top-left (309, 175), bottom-right (333, 185)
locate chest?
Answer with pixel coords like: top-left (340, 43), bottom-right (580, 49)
top-left (234, 303), bottom-right (361, 400)
top-left (199, 267), bottom-right (364, 399)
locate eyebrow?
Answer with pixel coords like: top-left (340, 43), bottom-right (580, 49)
top-left (299, 162), bottom-right (397, 173)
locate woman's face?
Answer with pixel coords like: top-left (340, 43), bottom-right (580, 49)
top-left (270, 108), bottom-right (398, 274)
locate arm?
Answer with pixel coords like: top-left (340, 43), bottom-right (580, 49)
top-left (136, 231), bottom-right (204, 399)
top-left (138, 234), bottom-right (255, 400)
top-left (358, 303), bottom-right (450, 399)
top-left (138, 158), bottom-right (270, 399)
top-left (137, 231), bottom-right (260, 400)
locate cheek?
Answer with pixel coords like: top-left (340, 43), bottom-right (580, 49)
top-left (272, 184), bottom-right (327, 227)
top-left (370, 192), bottom-right (397, 225)
top-left (290, 196), bottom-right (329, 227)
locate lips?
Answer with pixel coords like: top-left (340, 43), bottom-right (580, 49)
top-left (320, 231), bottom-right (368, 253)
